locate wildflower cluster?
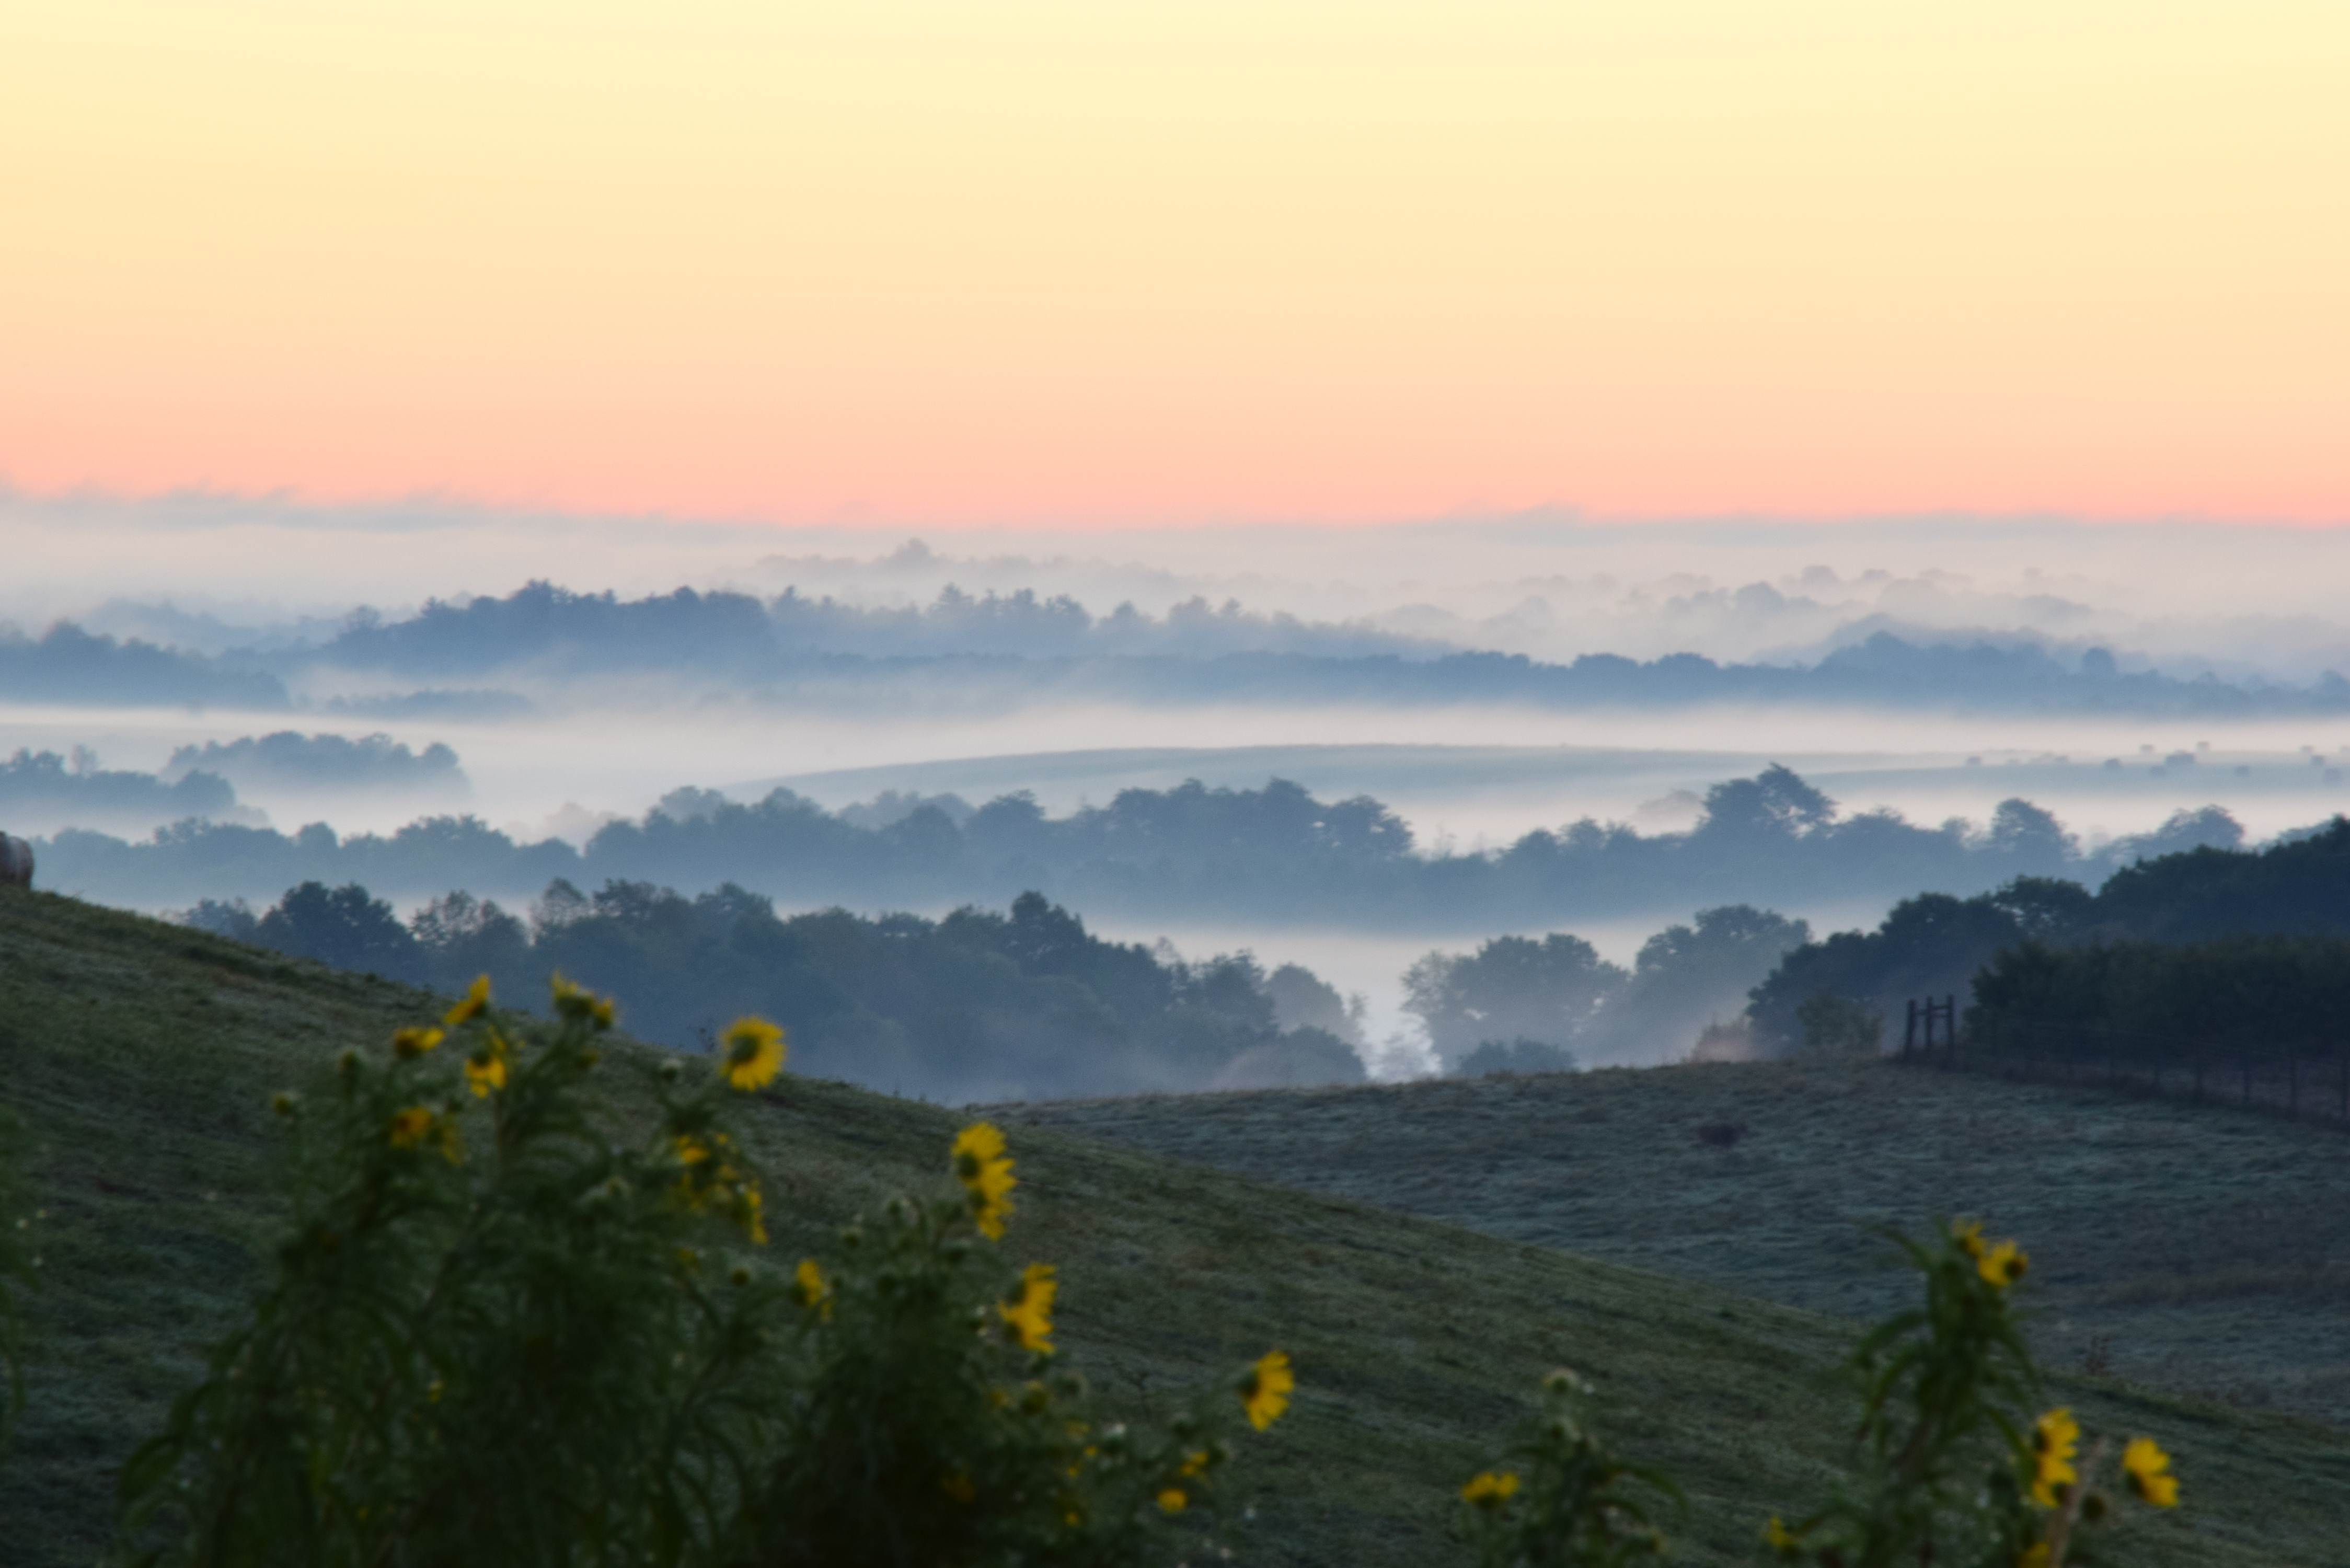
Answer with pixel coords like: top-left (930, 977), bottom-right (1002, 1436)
top-left (122, 973), bottom-right (776, 1563)
top-left (123, 985), bottom-right (1290, 1567)
top-left (1455, 1217), bottom-right (2186, 1568)
top-left (1457, 1367), bottom-right (1677, 1567)
top-left (747, 1127), bottom-right (1288, 1565)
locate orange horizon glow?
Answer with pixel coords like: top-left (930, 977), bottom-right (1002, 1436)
top-left (4, 2), bottom-right (2345, 527)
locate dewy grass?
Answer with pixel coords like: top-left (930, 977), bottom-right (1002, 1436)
top-left (2, 884), bottom-right (2348, 1565)
top-left (1021, 1058), bottom-right (2350, 1432)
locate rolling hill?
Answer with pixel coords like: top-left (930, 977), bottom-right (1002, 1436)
top-left (2, 886), bottom-right (2345, 1564)
top-left (1019, 1058), bottom-right (2350, 1431)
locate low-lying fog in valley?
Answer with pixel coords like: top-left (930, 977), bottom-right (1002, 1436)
top-left (10, 492), bottom-right (2350, 1083)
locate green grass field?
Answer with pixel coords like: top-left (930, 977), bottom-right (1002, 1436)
top-left (1019, 1057), bottom-right (2350, 1429)
top-left (3, 883), bottom-right (2347, 1565)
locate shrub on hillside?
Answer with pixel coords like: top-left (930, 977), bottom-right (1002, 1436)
top-left (1796, 991), bottom-right (1884, 1057)
top-left (1457, 1038), bottom-right (1577, 1077)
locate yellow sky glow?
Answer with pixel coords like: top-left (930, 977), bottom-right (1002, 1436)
top-left (3, 1), bottom-right (2344, 522)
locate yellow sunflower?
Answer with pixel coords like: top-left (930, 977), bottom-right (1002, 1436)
top-left (1242, 1349), bottom-right (1293, 1431)
top-left (952, 1122), bottom-right (1017, 1239)
top-left (720, 1017), bottom-right (786, 1090)
top-left (442, 974), bottom-right (491, 1025)
top-left (2123, 1435), bottom-right (2178, 1507)
top-left (794, 1258), bottom-right (834, 1320)
top-left (392, 1026), bottom-right (443, 1058)
top-left (2030, 1407), bottom-right (2079, 1506)
top-left (999, 1261), bottom-right (1057, 1352)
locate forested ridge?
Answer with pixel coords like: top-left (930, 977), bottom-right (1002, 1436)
top-left (18, 578), bottom-right (2350, 716)
top-left (185, 883), bottom-right (1366, 1104)
top-left (40, 763), bottom-right (2254, 926)
top-left (1751, 815), bottom-right (2350, 1053)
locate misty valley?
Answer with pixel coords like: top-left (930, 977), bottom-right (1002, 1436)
top-left (0, 730), bottom-right (2336, 1103)
top-left (12, 11), bottom-right (2350, 1554)
top-left (15, 547), bottom-right (2350, 1105)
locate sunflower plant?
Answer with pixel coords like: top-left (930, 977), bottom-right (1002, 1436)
top-left (1457, 1366), bottom-right (1679, 1567)
top-left (119, 974), bottom-right (777, 1565)
top-left (728, 1124), bottom-right (1282, 1567)
top-left (120, 981), bottom-right (1289, 1568)
top-left (1758, 1220), bottom-right (2180, 1568)
top-left (1456, 1218), bottom-right (2182, 1568)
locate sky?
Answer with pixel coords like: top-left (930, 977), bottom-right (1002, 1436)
top-left (5, 1), bottom-right (2345, 525)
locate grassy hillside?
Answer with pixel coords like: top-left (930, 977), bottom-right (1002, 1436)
top-left (2, 884), bottom-right (2345, 1565)
top-left (1019, 1058), bottom-right (2350, 1429)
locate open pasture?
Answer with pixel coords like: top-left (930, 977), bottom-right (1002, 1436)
top-left (2, 887), bottom-right (2344, 1564)
top-left (1019, 1056), bottom-right (2350, 1430)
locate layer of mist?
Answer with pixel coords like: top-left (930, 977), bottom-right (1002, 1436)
top-left (14, 493), bottom-right (2350, 1093)
top-left (20, 579), bottom-right (2350, 725)
top-left (0, 733), bottom-right (464, 839)
top-left (13, 756), bottom-right (2313, 1077)
top-left (160, 801), bottom-right (2350, 1098)
top-left (25, 765), bottom-right (2274, 925)
top-left (18, 497), bottom-right (2350, 687)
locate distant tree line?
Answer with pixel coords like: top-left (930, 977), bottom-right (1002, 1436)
top-left (1747, 816), bottom-right (2350, 1057)
top-left (162, 731), bottom-right (465, 792)
top-left (263, 584), bottom-right (2350, 716)
top-left (22, 578), bottom-right (2350, 714)
top-left (162, 795), bottom-right (2350, 1088)
top-left (1415, 810), bottom-right (2350, 1074)
top-left (40, 765), bottom-right (2256, 928)
top-left (0, 747), bottom-right (240, 827)
top-left (1966, 935), bottom-right (2350, 1063)
top-left (0, 621), bottom-right (289, 707)
top-left (1402, 905), bottom-right (1812, 1071)
top-left (185, 883), bottom-right (1367, 1104)
top-left (0, 732), bottom-right (468, 838)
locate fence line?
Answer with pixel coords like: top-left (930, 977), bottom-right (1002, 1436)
top-left (1896, 1005), bottom-right (2350, 1127)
